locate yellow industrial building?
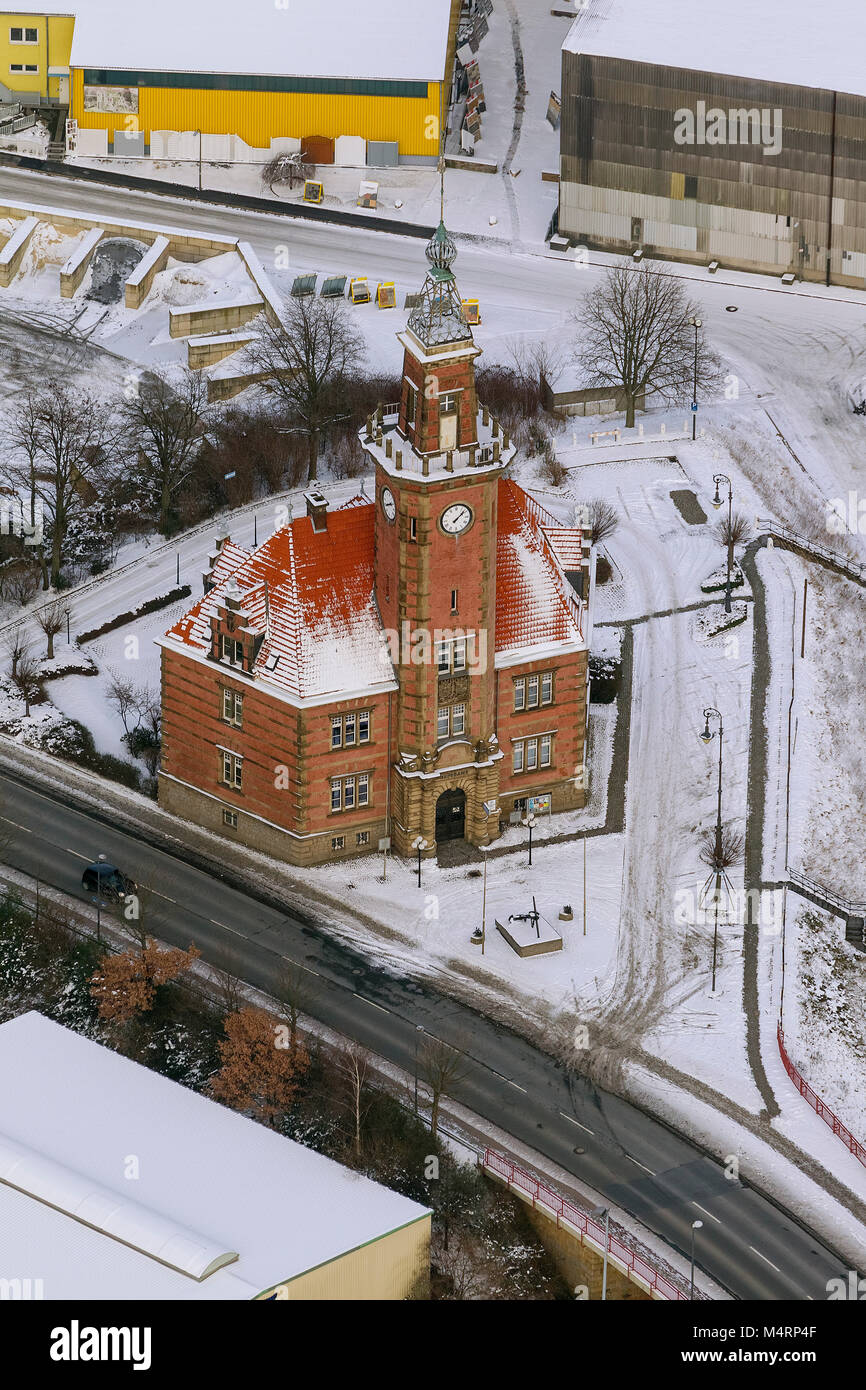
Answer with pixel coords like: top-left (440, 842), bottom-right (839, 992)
top-left (1, 0), bottom-right (460, 162)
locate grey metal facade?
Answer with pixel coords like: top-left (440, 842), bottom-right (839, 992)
top-left (559, 51), bottom-right (866, 286)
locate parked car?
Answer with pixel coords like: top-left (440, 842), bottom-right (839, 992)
top-left (81, 861), bottom-right (136, 903)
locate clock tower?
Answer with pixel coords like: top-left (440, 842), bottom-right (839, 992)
top-left (360, 221), bottom-right (516, 857)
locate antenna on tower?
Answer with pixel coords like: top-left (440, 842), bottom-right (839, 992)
top-left (439, 150), bottom-right (446, 224)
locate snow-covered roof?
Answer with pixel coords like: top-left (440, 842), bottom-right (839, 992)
top-left (165, 483), bottom-right (586, 695)
top-left (564, 0), bottom-right (866, 96)
top-left (165, 506), bottom-right (397, 702)
top-left (496, 482), bottom-right (586, 656)
top-left (0, 1012), bottom-right (430, 1301)
top-left (57, 0), bottom-right (452, 84)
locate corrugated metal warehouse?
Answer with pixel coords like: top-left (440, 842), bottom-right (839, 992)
top-left (3, 0), bottom-right (461, 163)
top-left (559, 0), bottom-right (866, 287)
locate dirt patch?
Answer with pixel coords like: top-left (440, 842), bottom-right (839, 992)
top-left (670, 489), bottom-right (708, 525)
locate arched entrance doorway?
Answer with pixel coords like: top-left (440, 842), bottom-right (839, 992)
top-left (435, 787), bottom-right (466, 843)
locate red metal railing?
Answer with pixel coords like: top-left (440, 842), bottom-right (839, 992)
top-left (482, 1147), bottom-right (695, 1300)
top-left (777, 1026), bottom-right (866, 1167)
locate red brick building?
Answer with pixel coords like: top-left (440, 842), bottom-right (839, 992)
top-left (157, 223), bottom-right (593, 865)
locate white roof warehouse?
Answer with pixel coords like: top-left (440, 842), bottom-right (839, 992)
top-left (0, 1012), bottom-right (431, 1300)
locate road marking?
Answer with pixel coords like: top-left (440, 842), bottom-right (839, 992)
top-left (207, 918), bottom-right (245, 938)
top-left (692, 1202), bottom-right (721, 1224)
top-left (749, 1246), bottom-right (781, 1273)
top-left (560, 1112), bottom-right (595, 1136)
top-left (0, 816), bottom-right (30, 832)
top-left (625, 1154), bottom-right (655, 1176)
top-left (352, 993), bottom-right (389, 1014)
top-left (507, 1080), bottom-right (527, 1093)
top-left (150, 890), bottom-right (177, 904)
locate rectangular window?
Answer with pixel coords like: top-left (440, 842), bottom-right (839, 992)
top-left (514, 678), bottom-right (525, 712)
top-left (220, 634), bottom-right (244, 666)
top-left (437, 707), bottom-right (450, 740)
top-left (450, 588), bottom-right (458, 613)
top-left (436, 641), bottom-right (449, 674)
top-left (453, 638), bottom-right (467, 672)
top-left (409, 516), bottom-right (417, 542)
top-left (9, 27), bottom-right (22, 41)
top-left (222, 808), bottom-right (238, 829)
top-left (358, 773), bottom-right (369, 807)
top-left (25, 27), bottom-right (37, 42)
top-left (356, 830), bottom-right (369, 846)
top-left (219, 751), bottom-right (242, 789)
top-left (331, 778), bottom-right (342, 812)
top-left (451, 703), bottom-right (465, 736)
top-left (344, 778), bottom-right (356, 809)
top-left (344, 713), bottom-right (356, 747)
top-left (513, 742), bottom-right (524, 774)
top-left (406, 383), bottom-right (417, 424)
top-left (331, 836), bottom-right (345, 850)
top-left (358, 710), bottom-right (370, 744)
top-left (541, 671), bottom-right (553, 705)
top-left (528, 674), bottom-right (540, 708)
top-left (222, 687), bottom-right (243, 727)
top-left (331, 716), bottom-right (342, 750)
top-left (439, 393), bottom-right (457, 414)
top-left (10, 64), bottom-right (22, 71)
top-left (526, 739), bottom-right (538, 771)
top-left (24, 63), bottom-right (36, 71)
top-left (540, 734), bottom-right (552, 768)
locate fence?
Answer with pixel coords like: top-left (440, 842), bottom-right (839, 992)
top-left (482, 1147), bottom-right (695, 1300)
top-left (0, 115), bottom-right (35, 138)
top-left (777, 1026), bottom-right (866, 1167)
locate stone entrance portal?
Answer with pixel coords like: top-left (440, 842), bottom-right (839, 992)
top-left (435, 787), bottom-right (466, 843)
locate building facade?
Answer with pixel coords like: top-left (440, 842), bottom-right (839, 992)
top-left (158, 225), bottom-right (592, 866)
top-left (559, 0), bottom-right (866, 287)
top-left (0, 9), bottom-right (72, 104)
top-left (3, 1), bottom-right (460, 162)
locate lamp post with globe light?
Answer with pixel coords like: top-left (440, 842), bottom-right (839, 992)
top-left (699, 708), bottom-right (724, 992)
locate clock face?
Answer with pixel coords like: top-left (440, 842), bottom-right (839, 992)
top-left (381, 487), bottom-right (396, 523)
top-left (440, 503), bottom-right (473, 536)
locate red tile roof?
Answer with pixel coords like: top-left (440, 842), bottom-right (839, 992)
top-left (495, 480), bottom-right (585, 655)
top-left (164, 481), bottom-right (585, 699)
top-left (165, 506), bottom-right (394, 700)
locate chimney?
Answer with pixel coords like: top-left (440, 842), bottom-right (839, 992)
top-left (305, 491), bottom-right (329, 533)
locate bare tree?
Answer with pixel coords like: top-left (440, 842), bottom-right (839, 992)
top-left (717, 509), bottom-right (753, 552)
top-left (1, 384), bottom-right (116, 587)
top-left (5, 562), bottom-right (40, 607)
top-left (3, 629), bottom-right (30, 679)
top-left (11, 651), bottom-right (40, 716)
top-left (243, 297), bottom-right (366, 481)
top-left (582, 497), bottom-right (620, 546)
top-left (34, 596), bottom-right (68, 659)
top-left (120, 368), bottom-right (211, 534)
top-left (699, 823), bottom-right (745, 874)
top-left (208, 947), bottom-right (247, 1017)
top-left (106, 671), bottom-right (140, 737)
top-left (261, 150), bottom-right (313, 195)
top-left (573, 261), bottom-right (720, 427)
top-left (275, 960), bottom-right (315, 1051)
top-left (5, 390), bottom-right (49, 589)
top-left (335, 1042), bottom-right (375, 1158)
top-left (417, 1035), bottom-right (467, 1139)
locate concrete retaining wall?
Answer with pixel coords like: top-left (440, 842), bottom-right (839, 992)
top-left (60, 226), bottom-right (104, 298)
top-left (0, 213), bottom-right (37, 286)
top-left (124, 233), bottom-right (170, 309)
top-left (187, 331), bottom-right (257, 368)
top-left (169, 296), bottom-right (263, 339)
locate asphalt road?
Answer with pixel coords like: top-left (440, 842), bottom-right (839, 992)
top-left (0, 766), bottom-right (852, 1301)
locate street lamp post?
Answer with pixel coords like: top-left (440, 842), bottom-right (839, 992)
top-left (690, 1219), bottom-right (703, 1298)
top-left (712, 472), bottom-right (734, 614)
top-left (522, 812), bottom-right (536, 867)
top-left (64, 606), bottom-right (71, 645)
top-left (700, 708), bottom-right (724, 993)
top-left (413, 1023), bottom-right (424, 1113)
top-left (592, 1206), bottom-right (610, 1301)
top-left (690, 316), bottom-right (702, 440)
top-left (412, 836), bottom-right (428, 889)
